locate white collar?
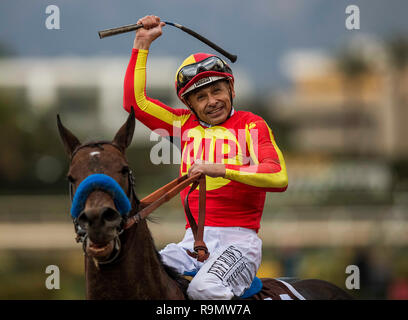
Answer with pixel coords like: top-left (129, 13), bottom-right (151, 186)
top-left (198, 107), bottom-right (235, 128)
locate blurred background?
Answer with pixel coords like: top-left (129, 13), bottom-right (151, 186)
top-left (1, 0), bottom-right (408, 299)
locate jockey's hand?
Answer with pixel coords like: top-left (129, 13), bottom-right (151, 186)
top-left (133, 15), bottom-right (165, 50)
top-left (188, 159), bottom-right (226, 178)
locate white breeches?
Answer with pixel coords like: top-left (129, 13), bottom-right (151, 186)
top-left (159, 226), bottom-right (262, 300)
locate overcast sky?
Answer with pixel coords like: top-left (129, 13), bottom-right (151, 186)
top-left (1, 0), bottom-right (407, 91)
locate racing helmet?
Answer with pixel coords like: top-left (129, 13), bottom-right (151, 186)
top-left (175, 53), bottom-right (234, 101)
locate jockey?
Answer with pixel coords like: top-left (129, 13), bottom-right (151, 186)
top-left (123, 15), bottom-right (288, 300)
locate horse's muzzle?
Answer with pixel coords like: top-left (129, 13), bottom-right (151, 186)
top-left (78, 206), bottom-right (123, 260)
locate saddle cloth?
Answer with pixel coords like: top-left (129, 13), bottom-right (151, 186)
top-left (248, 278), bottom-right (306, 300)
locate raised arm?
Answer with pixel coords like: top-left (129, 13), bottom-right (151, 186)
top-left (123, 15), bottom-right (191, 135)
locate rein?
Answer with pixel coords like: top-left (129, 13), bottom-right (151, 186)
top-left (124, 173), bottom-right (209, 262)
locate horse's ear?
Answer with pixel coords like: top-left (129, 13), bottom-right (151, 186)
top-left (57, 114), bottom-right (81, 157)
top-left (112, 107), bottom-right (135, 152)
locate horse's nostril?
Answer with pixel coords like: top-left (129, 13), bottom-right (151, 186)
top-left (78, 211), bottom-right (89, 228)
top-left (101, 207), bottom-right (121, 222)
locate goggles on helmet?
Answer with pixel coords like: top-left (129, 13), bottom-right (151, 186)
top-left (176, 56), bottom-right (233, 98)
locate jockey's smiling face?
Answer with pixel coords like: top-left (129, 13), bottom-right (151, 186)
top-left (185, 80), bottom-right (235, 126)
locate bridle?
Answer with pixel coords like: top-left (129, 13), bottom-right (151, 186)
top-left (69, 141), bottom-right (139, 205)
top-left (68, 141), bottom-right (140, 266)
top-left (68, 141), bottom-right (209, 266)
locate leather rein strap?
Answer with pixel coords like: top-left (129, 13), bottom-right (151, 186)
top-left (123, 173), bottom-right (209, 262)
top-left (184, 175), bottom-right (209, 262)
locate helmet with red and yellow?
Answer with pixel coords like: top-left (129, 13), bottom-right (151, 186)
top-left (175, 53), bottom-right (234, 102)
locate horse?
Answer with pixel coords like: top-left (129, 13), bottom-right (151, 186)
top-left (57, 108), bottom-right (353, 300)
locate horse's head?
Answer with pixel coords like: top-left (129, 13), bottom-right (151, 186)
top-left (57, 108), bottom-right (138, 263)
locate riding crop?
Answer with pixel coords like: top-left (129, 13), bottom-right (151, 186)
top-left (98, 21), bottom-right (237, 63)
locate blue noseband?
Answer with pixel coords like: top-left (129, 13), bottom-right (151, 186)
top-left (70, 174), bottom-right (131, 218)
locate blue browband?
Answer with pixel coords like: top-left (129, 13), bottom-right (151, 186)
top-left (70, 174), bottom-right (131, 218)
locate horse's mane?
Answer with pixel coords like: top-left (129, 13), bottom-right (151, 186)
top-left (81, 140), bottom-right (112, 148)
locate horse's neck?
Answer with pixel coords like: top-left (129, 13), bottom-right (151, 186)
top-left (85, 218), bottom-right (185, 300)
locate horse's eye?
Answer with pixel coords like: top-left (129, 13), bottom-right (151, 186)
top-left (121, 166), bottom-right (129, 175)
